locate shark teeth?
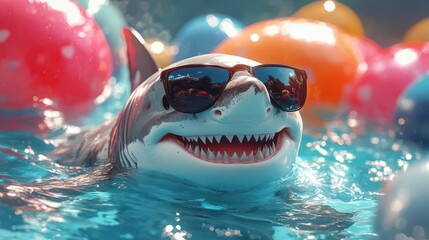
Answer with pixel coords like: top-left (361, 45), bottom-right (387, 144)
top-left (177, 131), bottom-right (284, 164)
top-left (182, 133), bottom-right (278, 144)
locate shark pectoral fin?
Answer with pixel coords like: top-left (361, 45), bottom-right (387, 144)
top-left (122, 27), bottom-right (160, 92)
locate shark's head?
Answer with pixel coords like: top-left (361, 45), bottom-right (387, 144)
top-left (110, 29), bottom-right (305, 191)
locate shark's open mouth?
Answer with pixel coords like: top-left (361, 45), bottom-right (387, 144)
top-left (161, 128), bottom-right (293, 164)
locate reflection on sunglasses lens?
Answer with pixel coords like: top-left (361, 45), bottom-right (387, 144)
top-left (164, 65), bottom-right (305, 113)
top-left (167, 67), bottom-right (229, 112)
top-left (253, 66), bottom-right (305, 111)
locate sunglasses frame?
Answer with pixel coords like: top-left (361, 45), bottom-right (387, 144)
top-left (160, 63), bottom-right (307, 114)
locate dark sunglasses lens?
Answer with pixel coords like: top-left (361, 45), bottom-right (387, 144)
top-left (165, 67), bottom-right (229, 113)
top-left (253, 66), bottom-right (306, 111)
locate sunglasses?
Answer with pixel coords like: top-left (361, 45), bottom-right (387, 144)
top-left (160, 64), bottom-right (307, 113)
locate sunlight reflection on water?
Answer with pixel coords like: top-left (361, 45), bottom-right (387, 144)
top-left (0, 110), bottom-right (424, 239)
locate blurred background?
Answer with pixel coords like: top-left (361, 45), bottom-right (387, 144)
top-left (3, 0), bottom-right (429, 143)
top-left (112, 0), bottom-right (429, 47)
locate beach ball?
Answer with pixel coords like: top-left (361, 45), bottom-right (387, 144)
top-left (394, 73), bottom-right (429, 148)
top-left (146, 38), bottom-right (175, 68)
top-left (347, 42), bottom-right (429, 125)
top-left (352, 36), bottom-right (383, 63)
top-left (403, 17), bottom-right (429, 43)
top-left (76, 0), bottom-right (131, 126)
top-left (377, 160), bottom-right (429, 239)
top-left (172, 14), bottom-right (244, 62)
top-left (214, 17), bottom-right (360, 123)
top-left (293, 0), bottom-right (364, 36)
top-left (0, 0), bottom-right (112, 120)
top-left (76, 0), bottom-right (127, 74)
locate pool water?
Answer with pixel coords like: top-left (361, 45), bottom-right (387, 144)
top-left (0, 104), bottom-right (422, 240)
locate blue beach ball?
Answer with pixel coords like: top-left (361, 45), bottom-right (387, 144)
top-left (77, 0), bottom-right (131, 125)
top-left (394, 73), bottom-right (429, 148)
top-left (172, 14), bottom-right (244, 62)
top-left (376, 160), bottom-right (429, 239)
top-left (77, 0), bottom-right (127, 74)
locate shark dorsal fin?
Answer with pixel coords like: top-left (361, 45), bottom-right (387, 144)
top-left (122, 27), bottom-right (160, 92)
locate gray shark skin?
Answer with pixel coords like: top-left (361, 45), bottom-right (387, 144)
top-left (54, 28), bottom-right (303, 191)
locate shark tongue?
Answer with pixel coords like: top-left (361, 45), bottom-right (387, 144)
top-left (162, 130), bottom-right (288, 163)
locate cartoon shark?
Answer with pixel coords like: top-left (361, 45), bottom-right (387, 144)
top-left (55, 28), bottom-right (306, 191)
top-left (0, 30), bottom-right (359, 235)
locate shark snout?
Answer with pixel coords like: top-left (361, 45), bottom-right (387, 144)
top-left (206, 75), bottom-right (272, 124)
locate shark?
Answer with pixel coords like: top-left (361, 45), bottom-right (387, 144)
top-left (54, 28), bottom-right (305, 191)
top-left (0, 29), bottom-right (356, 236)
